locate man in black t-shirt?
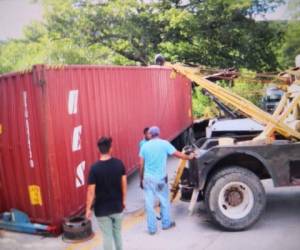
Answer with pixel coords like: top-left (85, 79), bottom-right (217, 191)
top-left (86, 137), bottom-right (127, 250)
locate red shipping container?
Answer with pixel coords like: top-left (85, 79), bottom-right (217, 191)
top-left (0, 65), bottom-right (192, 228)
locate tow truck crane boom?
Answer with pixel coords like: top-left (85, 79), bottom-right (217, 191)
top-left (167, 63), bottom-right (300, 140)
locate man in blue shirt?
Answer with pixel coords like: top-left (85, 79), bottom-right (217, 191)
top-left (139, 127), bottom-right (151, 190)
top-left (139, 127), bottom-right (151, 150)
top-left (139, 126), bottom-right (194, 234)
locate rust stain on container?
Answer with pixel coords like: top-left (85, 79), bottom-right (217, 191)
top-left (0, 65), bottom-right (192, 228)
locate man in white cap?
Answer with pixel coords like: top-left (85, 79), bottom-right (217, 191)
top-left (139, 126), bottom-right (194, 235)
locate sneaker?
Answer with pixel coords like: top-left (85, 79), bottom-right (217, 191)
top-left (162, 221), bottom-right (176, 230)
top-left (149, 231), bottom-right (156, 235)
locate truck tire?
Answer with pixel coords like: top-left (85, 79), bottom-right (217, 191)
top-left (205, 166), bottom-right (266, 231)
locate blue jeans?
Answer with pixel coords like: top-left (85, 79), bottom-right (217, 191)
top-left (97, 213), bottom-right (123, 250)
top-left (143, 177), bottom-right (172, 233)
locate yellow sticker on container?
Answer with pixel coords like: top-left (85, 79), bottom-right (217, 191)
top-left (0, 124), bottom-right (2, 135)
top-left (170, 71), bottom-right (177, 79)
top-left (28, 185), bottom-right (43, 206)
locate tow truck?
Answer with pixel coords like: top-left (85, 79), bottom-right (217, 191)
top-left (168, 63), bottom-right (300, 231)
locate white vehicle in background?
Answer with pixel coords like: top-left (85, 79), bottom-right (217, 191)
top-left (295, 54), bottom-right (300, 67)
top-left (201, 87), bottom-right (283, 139)
top-left (261, 86), bottom-right (284, 113)
top-left (206, 118), bottom-right (263, 138)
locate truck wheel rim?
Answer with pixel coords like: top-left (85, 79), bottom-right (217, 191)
top-left (218, 181), bottom-right (254, 219)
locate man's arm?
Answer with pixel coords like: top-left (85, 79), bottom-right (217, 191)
top-left (85, 184), bottom-right (95, 219)
top-left (173, 150), bottom-right (194, 160)
top-left (121, 175), bottom-right (127, 209)
top-left (139, 157), bottom-right (144, 189)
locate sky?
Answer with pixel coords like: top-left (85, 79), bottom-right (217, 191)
top-left (0, 0), bottom-right (290, 41)
top-left (255, 2), bottom-right (289, 21)
top-left (0, 0), bottom-right (43, 41)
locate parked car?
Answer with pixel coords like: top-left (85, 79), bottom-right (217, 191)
top-left (262, 86), bottom-right (284, 113)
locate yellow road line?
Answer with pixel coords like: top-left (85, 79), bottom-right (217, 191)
top-left (64, 196), bottom-right (180, 250)
top-left (63, 210), bottom-right (145, 250)
top-left (79, 234), bottom-right (102, 250)
top-left (64, 234), bottom-right (101, 250)
top-left (123, 209), bottom-right (146, 231)
top-left (64, 242), bottom-right (77, 250)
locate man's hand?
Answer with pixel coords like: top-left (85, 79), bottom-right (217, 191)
top-left (139, 157), bottom-right (144, 189)
top-left (173, 150), bottom-right (195, 161)
top-left (86, 184), bottom-right (95, 220)
top-left (85, 209), bottom-right (92, 219)
top-left (121, 175), bottom-right (127, 210)
top-left (188, 152), bottom-right (195, 160)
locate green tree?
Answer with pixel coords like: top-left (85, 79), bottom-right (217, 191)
top-left (0, 0), bottom-right (287, 74)
top-left (42, 0), bottom-right (285, 70)
top-left (277, 0), bottom-right (300, 68)
top-left (192, 88), bottom-right (215, 118)
top-left (230, 77), bottom-right (264, 107)
top-left (0, 36), bottom-right (133, 74)
top-left (43, 0), bottom-right (163, 65)
top-left (281, 21), bottom-right (300, 67)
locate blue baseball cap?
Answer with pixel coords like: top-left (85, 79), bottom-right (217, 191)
top-left (149, 126), bottom-right (160, 136)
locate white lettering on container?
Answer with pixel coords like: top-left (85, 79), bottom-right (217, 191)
top-left (68, 90), bottom-right (79, 115)
top-left (23, 91), bottom-right (35, 168)
top-left (72, 125), bottom-right (82, 152)
top-left (75, 161), bottom-right (85, 188)
top-left (68, 89), bottom-right (85, 188)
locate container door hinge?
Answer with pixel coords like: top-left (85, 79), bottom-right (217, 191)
top-left (32, 65), bottom-right (46, 85)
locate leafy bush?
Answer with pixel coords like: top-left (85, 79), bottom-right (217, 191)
top-left (192, 69), bottom-right (264, 118)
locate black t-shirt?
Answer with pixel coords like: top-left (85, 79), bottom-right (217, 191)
top-left (88, 157), bottom-right (126, 217)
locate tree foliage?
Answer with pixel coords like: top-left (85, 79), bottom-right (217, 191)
top-left (279, 0), bottom-right (300, 68)
top-left (192, 69), bottom-right (265, 118)
top-left (0, 19), bottom-right (133, 74)
top-left (41, 0), bottom-right (284, 70)
top-left (0, 0), bottom-right (288, 74)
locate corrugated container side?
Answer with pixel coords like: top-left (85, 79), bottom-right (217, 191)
top-left (0, 65), bottom-right (192, 227)
top-left (0, 70), bottom-right (53, 223)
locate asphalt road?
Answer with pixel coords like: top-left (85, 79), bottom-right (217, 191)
top-left (1, 158), bottom-right (300, 250)
top-left (124, 180), bottom-right (300, 250)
